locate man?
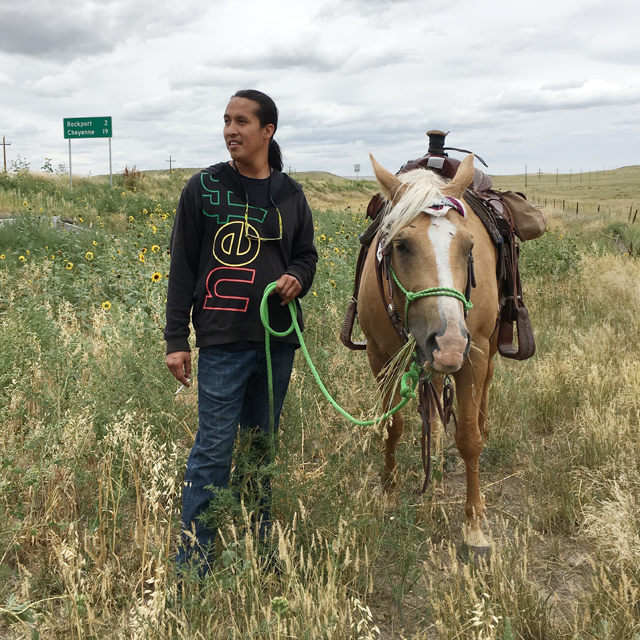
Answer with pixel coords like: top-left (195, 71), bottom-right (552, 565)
top-left (165, 90), bottom-right (317, 569)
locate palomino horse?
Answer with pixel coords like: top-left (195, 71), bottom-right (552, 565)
top-left (358, 153), bottom-right (498, 549)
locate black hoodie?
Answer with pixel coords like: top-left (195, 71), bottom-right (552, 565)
top-left (164, 162), bottom-right (317, 354)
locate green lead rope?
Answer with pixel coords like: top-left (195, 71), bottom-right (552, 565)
top-left (260, 282), bottom-right (423, 439)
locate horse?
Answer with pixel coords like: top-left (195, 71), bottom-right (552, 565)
top-left (357, 153), bottom-right (499, 549)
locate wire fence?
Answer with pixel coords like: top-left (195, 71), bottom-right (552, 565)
top-left (527, 194), bottom-right (639, 223)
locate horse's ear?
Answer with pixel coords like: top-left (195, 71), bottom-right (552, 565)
top-left (370, 153), bottom-right (406, 203)
top-left (442, 153), bottom-right (475, 198)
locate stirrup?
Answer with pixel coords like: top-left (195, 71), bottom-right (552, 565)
top-left (497, 305), bottom-right (535, 360)
top-left (340, 298), bottom-right (367, 350)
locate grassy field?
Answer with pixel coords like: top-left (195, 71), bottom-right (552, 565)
top-left (1, 165), bottom-right (640, 639)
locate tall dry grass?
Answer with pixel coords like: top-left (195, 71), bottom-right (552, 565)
top-left (2, 174), bottom-right (640, 637)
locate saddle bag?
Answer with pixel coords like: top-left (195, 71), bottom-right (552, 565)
top-left (499, 190), bottom-right (547, 241)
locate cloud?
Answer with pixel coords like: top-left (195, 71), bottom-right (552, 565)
top-left (168, 67), bottom-right (261, 91)
top-left (499, 25), bottom-right (578, 55)
top-left (316, 0), bottom-right (450, 19)
top-left (540, 79), bottom-right (588, 91)
top-left (22, 70), bottom-right (82, 98)
top-left (211, 36), bottom-right (412, 77)
top-left (486, 80), bottom-right (640, 113)
top-left (217, 36), bottom-right (353, 73)
top-left (496, 133), bottom-right (524, 144)
top-left (0, 0), bottom-right (201, 62)
top-left (0, 71), bottom-right (14, 86)
top-left (122, 96), bottom-right (183, 122)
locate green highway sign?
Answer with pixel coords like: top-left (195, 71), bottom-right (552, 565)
top-left (63, 117), bottom-right (112, 139)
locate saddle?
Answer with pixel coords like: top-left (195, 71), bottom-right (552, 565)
top-left (340, 130), bottom-right (537, 361)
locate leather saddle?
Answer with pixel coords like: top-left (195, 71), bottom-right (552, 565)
top-left (340, 131), bottom-right (536, 361)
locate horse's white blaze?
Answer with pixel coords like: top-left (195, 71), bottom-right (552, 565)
top-left (427, 217), bottom-right (461, 322)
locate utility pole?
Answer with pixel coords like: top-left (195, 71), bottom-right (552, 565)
top-left (166, 156), bottom-right (176, 175)
top-left (2, 136), bottom-right (10, 172)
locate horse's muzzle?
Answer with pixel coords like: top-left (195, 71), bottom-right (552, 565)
top-left (419, 327), bottom-right (471, 373)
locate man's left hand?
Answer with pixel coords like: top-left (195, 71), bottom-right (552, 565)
top-left (274, 274), bottom-right (301, 305)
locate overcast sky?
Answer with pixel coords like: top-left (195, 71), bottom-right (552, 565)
top-left (1, 0), bottom-right (639, 178)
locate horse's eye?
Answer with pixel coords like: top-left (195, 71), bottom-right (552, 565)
top-left (394, 240), bottom-right (409, 254)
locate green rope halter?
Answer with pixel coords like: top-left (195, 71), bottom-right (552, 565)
top-left (389, 266), bottom-right (472, 331)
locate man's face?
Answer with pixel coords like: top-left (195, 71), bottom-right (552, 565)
top-left (223, 97), bottom-right (274, 166)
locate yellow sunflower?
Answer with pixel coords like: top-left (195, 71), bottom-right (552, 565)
top-left (151, 272), bottom-right (162, 282)
top-left (151, 245), bottom-right (160, 253)
top-left (102, 301), bottom-right (111, 310)
top-left (129, 216), bottom-right (134, 222)
top-left (66, 262), bottom-right (74, 270)
top-left (139, 253), bottom-right (145, 262)
top-left (19, 255), bottom-right (25, 261)
top-left (85, 251), bottom-right (93, 260)
top-left (93, 240), bottom-right (98, 246)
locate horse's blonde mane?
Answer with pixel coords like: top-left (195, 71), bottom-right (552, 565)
top-left (380, 168), bottom-right (449, 241)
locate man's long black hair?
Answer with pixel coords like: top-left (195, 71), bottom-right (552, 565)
top-left (232, 89), bottom-right (283, 173)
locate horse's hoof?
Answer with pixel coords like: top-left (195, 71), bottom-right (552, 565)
top-left (458, 543), bottom-right (491, 564)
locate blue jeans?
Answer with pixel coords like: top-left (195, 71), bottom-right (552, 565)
top-left (177, 342), bottom-right (296, 566)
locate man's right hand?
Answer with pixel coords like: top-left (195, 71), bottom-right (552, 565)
top-left (166, 351), bottom-right (191, 386)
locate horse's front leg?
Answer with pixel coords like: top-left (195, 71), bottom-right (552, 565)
top-left (453, 338), bottom-right (492, 549)
top-left (367, 348), bottom-right (405, 490)
top-left (382, 393), bottom-right (404, 489)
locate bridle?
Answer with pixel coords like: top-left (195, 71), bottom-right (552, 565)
top-left (374, 226), bottom-right (475, 346)
top-left (374, 206), bottom-right (476, 492)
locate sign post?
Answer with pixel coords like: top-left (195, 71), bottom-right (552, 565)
top-left (354, 163), bottom-right (360, 180)
top-left (63, 117), bottom-right (113, 189)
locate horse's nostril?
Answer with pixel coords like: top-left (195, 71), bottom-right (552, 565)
top-left (425, 331), bottom-right (438, 354)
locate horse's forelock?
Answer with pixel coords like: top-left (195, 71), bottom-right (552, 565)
top-left (380, 169), bottom-right (450, 242)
